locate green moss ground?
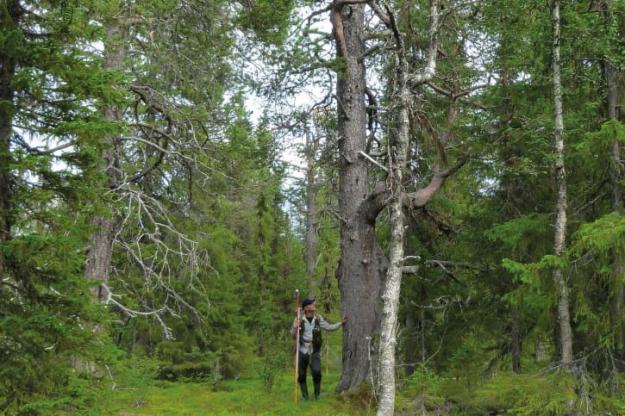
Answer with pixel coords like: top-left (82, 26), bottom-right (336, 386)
top-left (81, 372), bottom-right (370, 416)
top-left (46, 360), bottom-right (625, 415)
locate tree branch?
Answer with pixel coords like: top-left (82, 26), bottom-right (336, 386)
top-left (404, 156), bottom-right (468, 208)
top-left (359, 151), bottom-right (388, 172)
top-left (368, 0), bottom-right (391, 26)
top-left (362, 181), bottom-right (390, 222)
top-left (406, 0), bottom-right (440, 86)
top-left (402, 265), bottom-right (419, 274)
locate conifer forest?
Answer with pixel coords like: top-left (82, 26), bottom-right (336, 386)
top-left (3, 0), bottom-right (625, 415)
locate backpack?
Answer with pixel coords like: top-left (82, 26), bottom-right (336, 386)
top-left (299, 315), bottom-right (323, 353)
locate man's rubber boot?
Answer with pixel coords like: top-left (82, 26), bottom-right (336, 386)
top-left (314, 381), bottom-right (320, 400)
top-left (299, 382), bottom-right (309, 400)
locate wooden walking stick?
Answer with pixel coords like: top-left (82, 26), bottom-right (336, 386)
top-left (294, 289), bottom-right (301, 403)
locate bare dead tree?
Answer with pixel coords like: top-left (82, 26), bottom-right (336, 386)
top-left (84, 8), bottom-right (230, 335)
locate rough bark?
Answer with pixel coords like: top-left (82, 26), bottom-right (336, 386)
top-left (551, 0), bottom-right (574, 369)
top-left (0, 0), bottom-right (20, 274)
top-left (331, 0), bottom-right (445, 394)
top-left (332, 1), bottom-right (387, 393)
top-left (85, 21), bottom-right (126, 302)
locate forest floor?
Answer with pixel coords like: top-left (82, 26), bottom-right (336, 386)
top-left (51, 326), bottom-right (625, 415)
top-left (83, 372), bottom-right (371, 416)
top-left (54, 361), bottom-right (625, 415)
top-left (75, 328), bottom-right (373, 415)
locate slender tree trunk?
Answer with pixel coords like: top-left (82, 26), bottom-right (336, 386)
top-left (497, 65), bottom-right (526, 373)
top-left (551, 0), bottom-right (574, 369)
top-left (376, 71), bottom-right (410, 416)
top-left (404, 305), bottom-right (417, 377)
top-left (536, 338), bottom-right (548, 362)
top-left (402, 291), bottom-right (425, 377)
top-left (605, 64), bottom-right (620, 211)
top-left (304, 128), bottom-right (319, 299)
top-left (374, 2), bottom-right (439, 412)
top-left (511, 308), bottom-right (522, 373)
top-left (602, 0), bottom-right (624, 348)
top-left (85, 21), bottom-right (126, 302)
top-left (404, 305), bottom-right (417, 376)
top-left (606, 58), bottom-right (624, 348)
top-left (0, 0), bottom-right (20, 275)
top-left (332, 2), bottom-right (387, 393)
top-left (321, 263), bottom-right (333, 313)
top-left (420, 306), bottom-right (426, 364)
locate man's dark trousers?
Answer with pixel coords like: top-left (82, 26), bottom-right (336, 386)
top-left (298, 351), bottom-right (321, 400)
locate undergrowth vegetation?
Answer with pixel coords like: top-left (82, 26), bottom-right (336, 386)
top-left (397, 366), bottom-right (625, 415)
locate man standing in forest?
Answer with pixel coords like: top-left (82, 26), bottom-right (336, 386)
top-left (292, 299), bottom-right (347, 400)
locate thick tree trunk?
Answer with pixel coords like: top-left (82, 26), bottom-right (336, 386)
top-left (551, 0), bottom-right (574, 369)
top-left (0, 1), bottom-right (19, 274)
top-left (333, 2), bottom-right (386, 393)
top-left (337, 218), bottom-right (386, 392)
top-left (85, 22), bottom-right (126, 302)
top-left (331, 0), bottom-right (443, 393)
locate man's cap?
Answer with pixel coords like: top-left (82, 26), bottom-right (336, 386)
top-left (302, 298), bottom-right (315, 308)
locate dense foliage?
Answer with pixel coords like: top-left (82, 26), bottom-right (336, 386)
top-left (1, 0), bottom-right (625, 415)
